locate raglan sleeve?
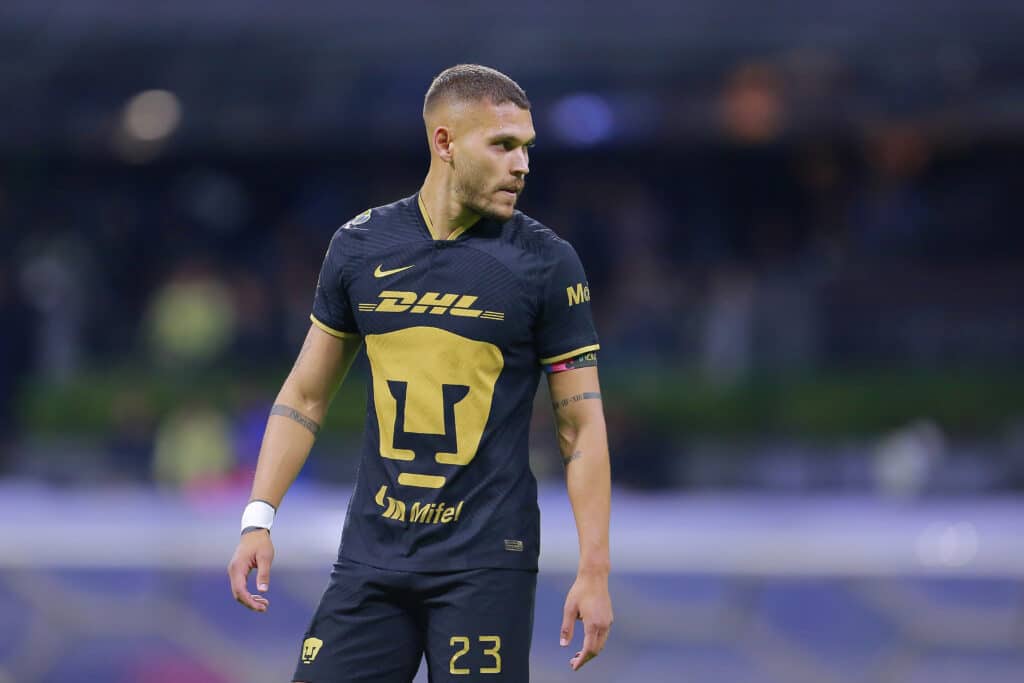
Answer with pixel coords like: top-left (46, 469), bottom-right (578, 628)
top-left (535, 238), bottom-right (600, 369)
top-left (310, 229), bottom-right (361, 338)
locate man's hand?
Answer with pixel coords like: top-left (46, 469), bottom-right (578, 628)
top-left (227, 528), bottom-right (274, 612)
top-left (560, 570), bottom-right (613, 671)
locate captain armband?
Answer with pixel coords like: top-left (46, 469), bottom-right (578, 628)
top-left (543, 350), bottom-right (598, 374)
top-left (240, 499), bottom-right (276, 535)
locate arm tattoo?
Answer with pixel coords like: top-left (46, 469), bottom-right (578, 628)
top-left (552, 392), bottom-right (602, 411)
top-left (270, 404), bottom-right (320, 435)
top-left (563, 450), bottom-right (583, 466)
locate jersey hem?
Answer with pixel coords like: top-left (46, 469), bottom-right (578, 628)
top-left (338, 553), bottom-right (540, 575)
top-left (338, 548), bottom-right (539, 574)
top-left (310, 314), bottom-right (361, 339)
top-left (539, 343), bottom-right (600, 365)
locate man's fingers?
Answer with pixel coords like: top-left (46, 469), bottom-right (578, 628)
top-left (560, 599), bottom-right (577, 647)
top-left (237, 592), bottom-right (268, 612)
top-left (569, 649), bottom-right (596, 671)
top-left (255, 549), bottom-right (273, 592)
top-left (227, 558), bottom-right (267, 612)
top-left (579, 629), bottom-right (598, 667)
top-left (569, 647), bottom-right (598, 671)
top-left (570, 622), bottom-right (609, 671)
top-left (234, 588), bottom-right (268, 612)
top-left (227, 560), bottom-right (249, 600)
top-left (587, 619), bottom-right (611, 652)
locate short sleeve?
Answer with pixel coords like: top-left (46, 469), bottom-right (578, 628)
top-left (535, 240), bottom-right (600, 365)
top-left (310, 230), bottom-right (360, 338)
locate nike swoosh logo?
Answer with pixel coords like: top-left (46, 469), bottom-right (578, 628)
top-left (374, 264), bottom-right (415, 278)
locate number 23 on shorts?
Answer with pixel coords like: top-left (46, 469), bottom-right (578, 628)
top-left (449, 635), bottom-right (502, 675)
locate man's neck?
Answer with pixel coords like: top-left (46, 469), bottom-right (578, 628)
top-left (419, 169), bottom-right (481, 240)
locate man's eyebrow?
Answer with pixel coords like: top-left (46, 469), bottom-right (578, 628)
top-left (491, 134), bottom-right (536, 146)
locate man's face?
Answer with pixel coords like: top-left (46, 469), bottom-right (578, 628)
top-left (450, 100), bottom-right (535, 222)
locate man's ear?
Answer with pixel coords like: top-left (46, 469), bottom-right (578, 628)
top-left (434, 127), bottom-right (454, 163)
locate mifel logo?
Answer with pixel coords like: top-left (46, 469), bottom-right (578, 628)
top-left (301, 637), bottom-right (323, 664)
top-left (374, 485), bottom-right (465, 525)
top-left (375, 484), bottom-right (407, 521)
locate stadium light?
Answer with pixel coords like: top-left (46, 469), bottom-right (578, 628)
top-left (550, 93), bottom-right (613, 146)
top-left (122, 89), bottom-right (182, 142)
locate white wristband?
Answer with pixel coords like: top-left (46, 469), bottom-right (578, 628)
top-left (241, 500), bottom-right (275, 533)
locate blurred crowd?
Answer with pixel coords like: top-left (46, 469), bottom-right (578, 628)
top-left (1, 124), bottom-right (1022, 490)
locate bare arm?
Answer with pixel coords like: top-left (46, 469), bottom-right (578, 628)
top-left (549, 366), bottom-right (611, 573)
top-left (249, 324), bottom-right (362, 507)
top-left (228, 324), bottom-right (362, 612)
top-left (547, 365), bottom-right (613, 670)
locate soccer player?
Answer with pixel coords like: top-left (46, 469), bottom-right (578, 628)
top-left (227, 64), bottom-right (612, 682)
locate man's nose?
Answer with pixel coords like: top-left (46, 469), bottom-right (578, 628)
top-left (511, 149), bottom-right (529, 176)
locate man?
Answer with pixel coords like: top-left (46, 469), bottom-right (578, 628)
top-left (227, 64), bottom-right (612, 682)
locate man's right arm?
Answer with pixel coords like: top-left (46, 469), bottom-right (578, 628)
top-left (228, 323), bottom-right (362, 612)
top-left (249, 323), bottom-right (362, 507)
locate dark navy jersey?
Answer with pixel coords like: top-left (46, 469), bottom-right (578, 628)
top-left (310, 193), bottom-right (599, 571)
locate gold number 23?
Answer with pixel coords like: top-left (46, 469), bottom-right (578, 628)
top-left (449, 635), bottom-right (502, 675)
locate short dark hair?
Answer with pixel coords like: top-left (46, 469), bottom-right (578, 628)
top-left (423, 64), bottom-right (530, 116)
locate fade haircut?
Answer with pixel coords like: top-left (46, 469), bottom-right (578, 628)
top-left (423, 64), bottom-right (530, 117)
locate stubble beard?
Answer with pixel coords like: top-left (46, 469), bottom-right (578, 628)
top-left (453, 165), bottom-right (515, 223)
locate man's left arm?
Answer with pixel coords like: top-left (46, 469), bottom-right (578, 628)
top-left (547, 365), bottom-right (613, 672)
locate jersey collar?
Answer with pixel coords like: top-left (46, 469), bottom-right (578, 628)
top-left (417, 192), bottom-right (481, 241)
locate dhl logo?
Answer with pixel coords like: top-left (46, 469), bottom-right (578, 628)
top-left (359, 291), bottom-right (504, 320)
top-left (375, 484), bottom-right (465, 525)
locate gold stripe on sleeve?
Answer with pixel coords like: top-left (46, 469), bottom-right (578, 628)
top-left (310, 314), bottom-right (361, 339)
top-left (539, 344), bottom-right (600, 365)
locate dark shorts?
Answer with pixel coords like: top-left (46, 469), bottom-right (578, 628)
top-left (292, 558), bottom-right (537, 683)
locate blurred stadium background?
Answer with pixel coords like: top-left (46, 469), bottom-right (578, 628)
top-left (2, 1), bottom-right (1024, 681)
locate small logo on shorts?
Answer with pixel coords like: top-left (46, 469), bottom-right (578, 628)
top-left (504, 539), bottom-right (524, 552)
top-left (302, 636), bottom-right (323, 664)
